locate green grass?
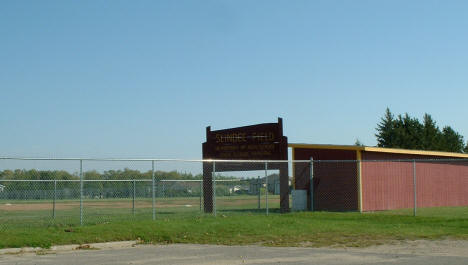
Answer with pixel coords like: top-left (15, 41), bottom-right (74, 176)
top-left (2, 197), bottom-right (468, 249)
top-left (0, 195), bottom-right (280, 227)
top-left (1, 211), bottom-right (468, 249)
top-left (380, 206), bottom-right (468, 219)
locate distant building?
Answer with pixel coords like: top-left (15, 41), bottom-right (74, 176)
top-left (248, 174), bottom-right (282, 195)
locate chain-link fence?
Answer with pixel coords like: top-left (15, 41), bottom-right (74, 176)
top-left (1, 158), bottom-right (468, 229)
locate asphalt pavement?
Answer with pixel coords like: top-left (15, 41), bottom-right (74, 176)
top-left (1, 243), bottom-right (468, 265)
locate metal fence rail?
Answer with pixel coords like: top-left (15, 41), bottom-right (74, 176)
top-left (1, 157), bottom-right (468, 229)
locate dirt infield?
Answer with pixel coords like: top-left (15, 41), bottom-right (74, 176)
top-left (0, 201), bottom-right (187, 211)
top-left (0, 196), bottom-right (279, 211)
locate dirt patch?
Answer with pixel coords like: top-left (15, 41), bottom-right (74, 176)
top-left (0, 203), bottom-right (75, 211)
top-left (217, 198), bottom-right (280, 207)
top-left (0, 196), bottom-right (272, 211)
top-left (0, 200), bottom-right (202, 211)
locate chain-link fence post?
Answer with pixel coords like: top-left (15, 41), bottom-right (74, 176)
top-left (199, 179), bottom-right (203, 213)
top-left (358, 159), bottom-right (362, 213)
top-left (132, 179), bottom-right (136, 217)
top-left (265, 162), bottom-right (268, 215)
top-left (413, 159), bottom-right (417, 217)
top-left (257, 176), bottom-right (261, 209)
top-left (53, 179), bottom-right (57, 219)
top-left (212, 161), bottom-right (216, 217)
top-left (152, 160), bottom-right (156, 220)
top-left (310, 158), bottom-right (314, 211)
top-left (79, 159), bottom-right (83, 226)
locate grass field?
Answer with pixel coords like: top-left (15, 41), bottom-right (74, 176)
top-left (0, 195), bottom-right (281, 227)
top-left (2, 194), bottom-right (467, 227)
top-left (375, 206), bottom-right (468, 219)
top-left (1, 195), bottom-right (468, 249)
top-left (1, 210), bottom-right (468, 249)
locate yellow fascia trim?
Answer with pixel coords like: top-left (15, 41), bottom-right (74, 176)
top-left (356, 150), bottom-right (363, 213)
top-left (288, 143), bottom-right (365, 151)
top-left (288, 143), bottom-right (468, 159)
top-left (362, 147), bottom-right (468, 158)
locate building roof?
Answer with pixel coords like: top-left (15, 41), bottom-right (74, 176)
top-left (288, 143), bottom-right (468, 159)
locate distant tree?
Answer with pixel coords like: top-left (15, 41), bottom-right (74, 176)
top-left (354, 139), bottom-right (364, 146)
top-left (464, 141), bottom-right (468, 153)
top-left (0, 168), bottom-right (225, 200)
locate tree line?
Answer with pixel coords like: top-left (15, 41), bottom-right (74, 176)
top-left (375, 108), bottom-right (468, 153)
top-left (0, 168), bottom-right (203, 181)
top-left (0, 169), bottom-right (241, 200)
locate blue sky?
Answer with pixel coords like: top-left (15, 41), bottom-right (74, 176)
top-left (1, 0), bottom-right (468, 159)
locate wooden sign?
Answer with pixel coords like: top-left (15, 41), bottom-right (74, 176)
top-left (202, 118), bottom-right (289, 213)
top-left (203, 118), bottom-right (287, 161)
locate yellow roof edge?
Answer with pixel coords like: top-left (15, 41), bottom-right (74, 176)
top-left (363, 146), bottom-right (468, 158)
top-left (288, 143), bottom-right (468, 158)
top-left (288, 143), bottom-right (365, 151)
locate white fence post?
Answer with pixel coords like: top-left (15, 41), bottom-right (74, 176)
top-left (132, 179), bottom-right (136, 216)
top-left (213, 161), bottom-right (216, 217)
top-left (265, 162), bottom-right (268, 215)
top-left (53, 180), bottom-right (57, 219)
top-left (199, 179), bottom-right (203, 213)
top-left (79, 159), bottom-right (83, 226)
top-left (152, 160), bottom-right (156, 220)
top-left (310, 157), bottom-right (314, 211)
top-left (257, 176), bottom-right (261, 209)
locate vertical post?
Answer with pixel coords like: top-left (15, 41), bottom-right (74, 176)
top-left (152, 160), bottom-right (156, 220)
top-left (310, 158), bottom-right (314, 211)
top-left (199, 179), bottom-right (203, 213)
top-left (257, 176), bottom-right (261, 209)
top-left (279, 161), bottom-right (290, 213)
top-left (79, 159), bottom-right (83, 226)
top-left (53, 180), bottom-right (57, 219)
top-left (413, 160), bottom-right (417, 217)
top-left (265, 162), bottom-right (268, 215)
top-left (212, 161), bottom-right (216, 217)
top-left (357, 157), bottom-right (363, 213)
top-left (133, 179), bottom-right (136, 217)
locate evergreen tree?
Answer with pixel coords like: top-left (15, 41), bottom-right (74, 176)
top-left (392, 113), bottom-right (423, 149)
top-left (440, 126), bottom-right (465, 153)
top-left (375, 108), bottom-right (395, 147)
top-left (422, 114), bottom-right (441, 151)
top-left (375, 109), bottom-right (466, 153)
top-left (404, 114), bottom-right (423, 149)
